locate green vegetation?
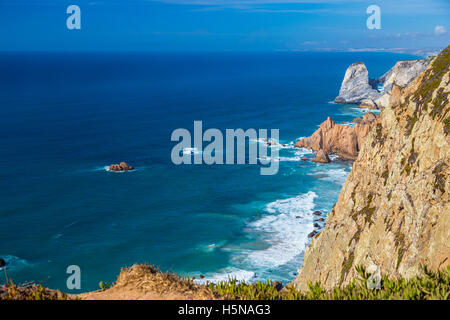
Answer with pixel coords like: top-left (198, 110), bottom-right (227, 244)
top-left (208, 265), bottom-right (450, 300)
top-left (0, 280), bottom-right (69, 300)
top-left (405, 113), bottom-right (419, 136)
top-left (340, 253), bottom-right (355, 283)
top-left (401, 139), bottom-right (418, 177)
top-left (401, 45), bottom-right (449, 137)
top-left (371, 123), bottom-right (385, 147)
top-left (381, 169), bottom-right (389, 186)
top-left (1, 264), bottom-right (449, 300)
top-left (414, 46), bottom-right (449, 110)
top-left (444, 118), bottom-right (450, 135)
top-left (409, 45), bottom-right (449, 135)
top-left (99, 281), bottom-right (114, 291)
top-left (350, 193), bottom-right (376, 226)
top-left (432, 162), bottom-right (446, 194)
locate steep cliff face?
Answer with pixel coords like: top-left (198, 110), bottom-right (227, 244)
top-left (294, 46), bottom-right (449, 291)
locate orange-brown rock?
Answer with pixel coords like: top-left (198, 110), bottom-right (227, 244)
top-left (295, 113), bottom-right (378, 160)
top-left (312, 149), bottom-right (330, 163)
top-left (109, 162), bottom-right (134, 172)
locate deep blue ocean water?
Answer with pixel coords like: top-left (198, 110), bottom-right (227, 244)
top-left (0, 51), bottom-right (418, 292)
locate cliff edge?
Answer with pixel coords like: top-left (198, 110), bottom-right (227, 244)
top-left (294, 46), bottom-right (450, 291)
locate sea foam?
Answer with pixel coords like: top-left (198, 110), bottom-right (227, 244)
top-left (309, 167), bottom-right (350, 185)
top-left (244, 191), bottom-right (317, 268)
top-left (0, 255), bottom-right (30, 271)
top-left (194, 268), bottom-right (256, 284)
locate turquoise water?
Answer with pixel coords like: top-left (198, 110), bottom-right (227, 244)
top-left (0, 52), bottom-right (417, 292)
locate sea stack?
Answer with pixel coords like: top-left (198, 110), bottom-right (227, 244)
top-left (334, 62), bottom-right (381, 105)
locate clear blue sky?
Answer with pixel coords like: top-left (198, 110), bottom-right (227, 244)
top-left (0, 0), bottom-right (448, 52)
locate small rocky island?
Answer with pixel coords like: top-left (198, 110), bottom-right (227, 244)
top-left (109, 162), bottom-right (134, 172)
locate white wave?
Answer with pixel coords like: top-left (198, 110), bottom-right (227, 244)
top-left (244, 192), bottom-right (317, 268)
top-left (294, 148), bottom-right (313, 156)
top-left (258, 147), bottom-right (313, 162)
top-left (252, 138), bottom-right (294, 150)
top-left (195, 241), bottom-right (227, 253)
top-left (182, 147), bottom-right (202, 155)
top-left (104, 166), bottom-right (127, 173)
top-left (328, 154), bottom-right (340, 161)
top-left (0, 255), bottom-right (30, 271)
top-left (309, 168), bottom-right (350, 185)
top-left (352, 107), bottom-right (381, 114)
top-left (258, 156), bottom-right (301, 162)
top-left (194, 268), bottom-right (256, 284)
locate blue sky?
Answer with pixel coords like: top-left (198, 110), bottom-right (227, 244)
top-left (0, 0), bottom-right (448, 52)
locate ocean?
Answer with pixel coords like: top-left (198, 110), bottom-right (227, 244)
top-left (0, 51), bottom-right (418, 292)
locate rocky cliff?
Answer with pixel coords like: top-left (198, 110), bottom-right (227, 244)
top-left (335, 58), bottom-right (432, 109)
top-left (294, 46), bottom-right (449, 291)
top-left (295, 112), bottom-right (378, 160)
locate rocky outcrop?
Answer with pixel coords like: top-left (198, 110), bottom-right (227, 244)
top-left (335, 58), bottom-right (432, 109)
top-left (378, 58), bottom-right (433, 93)
top-left (109, 162), bottom-right (134, 172)
top-left (312, 149), bottom-right (330, 163)
top-left (295, 112), bottom-right (378, 160)
top-left (371, 58), bottom-right (433, 109)
top-left (293, 46), bottom-right (450, 291)
top-left (334, 62), bottom-right (381, 104)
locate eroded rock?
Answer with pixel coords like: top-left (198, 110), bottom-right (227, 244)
top-left (295, 113), bottom-right (378, 160)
